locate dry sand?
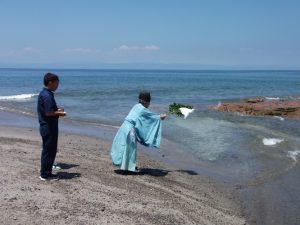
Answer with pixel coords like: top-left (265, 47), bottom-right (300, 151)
top-left (0, 125), bottom-right (246, 225)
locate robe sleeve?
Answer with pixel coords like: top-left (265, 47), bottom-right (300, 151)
top-left (134, 109), bottom-right (162, 148)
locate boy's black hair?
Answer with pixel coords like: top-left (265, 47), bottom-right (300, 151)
top-left (139, 91), bottom-right (151, 103)
top-left (44, 73), bottom-right (59, 86)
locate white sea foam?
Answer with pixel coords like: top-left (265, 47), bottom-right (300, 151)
top-left (234, 112), bottom-right (247, 117)
top-left (287, 150), bottom-right (300, 162)
top-left (0, 106), bottom-right (9, 110)
top-left (273, 116), bottom-right (285, 121)
top-left (0, 93), bottom-right (38, 101)
top-left (262, 138), bottom-right (284, 146)
top-left (265, 97), bottom-right (280, 100)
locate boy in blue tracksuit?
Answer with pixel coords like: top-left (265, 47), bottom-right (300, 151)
top-left (37, 73), bottom-right (66, 181)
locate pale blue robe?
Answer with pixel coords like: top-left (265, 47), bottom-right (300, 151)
top-left (110, 103), bottom-right (162, 171)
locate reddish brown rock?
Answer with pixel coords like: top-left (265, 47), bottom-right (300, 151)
top-left (213, 97), bottom-right (300, 118)
top-left (246, 97), bottom-right (265, 103)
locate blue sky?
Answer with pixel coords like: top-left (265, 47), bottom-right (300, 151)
top-left (0, 0), bottom-right (299, 69)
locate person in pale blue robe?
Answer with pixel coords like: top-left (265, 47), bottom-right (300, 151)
top-left (111, 91), bottom-right (167, 172)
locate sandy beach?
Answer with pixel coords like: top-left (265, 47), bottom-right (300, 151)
top-left (0, 125), bottom-right (246, 225)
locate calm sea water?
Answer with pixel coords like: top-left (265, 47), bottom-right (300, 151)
top-left (1, 68), bottom-right (300, 224)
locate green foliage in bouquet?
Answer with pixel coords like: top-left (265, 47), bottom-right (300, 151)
top-left (169, 103), bottom-right (193, 117)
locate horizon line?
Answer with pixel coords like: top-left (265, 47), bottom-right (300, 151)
top-left (0, 67), bottom-right (300, 72)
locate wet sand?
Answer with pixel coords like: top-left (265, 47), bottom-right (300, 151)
top-left (0, 125), bottom-right (246, 225)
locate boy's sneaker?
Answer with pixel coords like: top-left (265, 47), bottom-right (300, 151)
top-left (52, 164), bottom-right (62, 171)
top-left (39, 174), bottom-right (59, 181)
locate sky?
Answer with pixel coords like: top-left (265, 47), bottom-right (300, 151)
top-left (0, 0), bottom-right (299, 69)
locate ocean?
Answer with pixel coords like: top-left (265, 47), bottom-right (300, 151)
top-left (0, 68), bottom-right (300, 224)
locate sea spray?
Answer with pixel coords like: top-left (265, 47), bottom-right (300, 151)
top-left (287, 150), bottom-right (300, 162)
top-left (262, 138), bottom-right (284, 146)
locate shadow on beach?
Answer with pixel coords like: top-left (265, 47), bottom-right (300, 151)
top-left (114, 168), bottom-right (199, 177)
top-left (176, 170), bottom-right (198, 175)
top-left (114, 168), bottom-right (170, 177)
top-left (55, 163), bottom-right (79, 170)
top-left (57, 172), bottom-right (81, 180)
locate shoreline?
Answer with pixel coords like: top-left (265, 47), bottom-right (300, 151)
top-left (2, 105), bottom-right (300, 224)
top-left (0, 124), bottom-right (246, 224)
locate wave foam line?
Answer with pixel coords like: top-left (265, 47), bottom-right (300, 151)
top-left (265, 97), bottom-right (280, 100)
top-left (0, 93), bottom-right (38, 101)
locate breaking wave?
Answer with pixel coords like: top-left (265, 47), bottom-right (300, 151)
top-left (0, 93), bottom-right (38, 101)
top-left (265, 97), bottom-right (280, 100)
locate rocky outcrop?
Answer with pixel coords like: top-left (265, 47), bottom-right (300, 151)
top-left (213, 97), bottom-right (300, 118)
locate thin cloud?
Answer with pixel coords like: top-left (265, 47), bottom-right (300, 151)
top-left (118, 45), bottom-right (138, 51)
top-left (114, 45), bottom-right (160, 51)
top-left (63, 48), bottom-right (101, 54)
top-left (143, 45), bottom-right (160, 51)
top-left (0, 47), bottom-right (40, 57)
top-left (23, 47), bottom-right (40, 53)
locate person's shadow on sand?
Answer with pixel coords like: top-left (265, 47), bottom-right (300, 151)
top-left (114, 168), bottom-right (198, 177)
top-left (114, 168), bottom-right (170, 177)
top-left (176, 170), bottom-right (198, 175)
top-left (57, 172), bottom-right (81, 180)
top-left (55, 163), bottom-right (79, 170)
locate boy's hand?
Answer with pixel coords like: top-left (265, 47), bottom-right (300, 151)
top-left (57, 107), bottom-right (66, 116)
top-left (46, 111), bottom-right (66, 117)
top-left (160, 114), bottom-right (167, 120)
top-left (58, 111), bottom-right (67, 116)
